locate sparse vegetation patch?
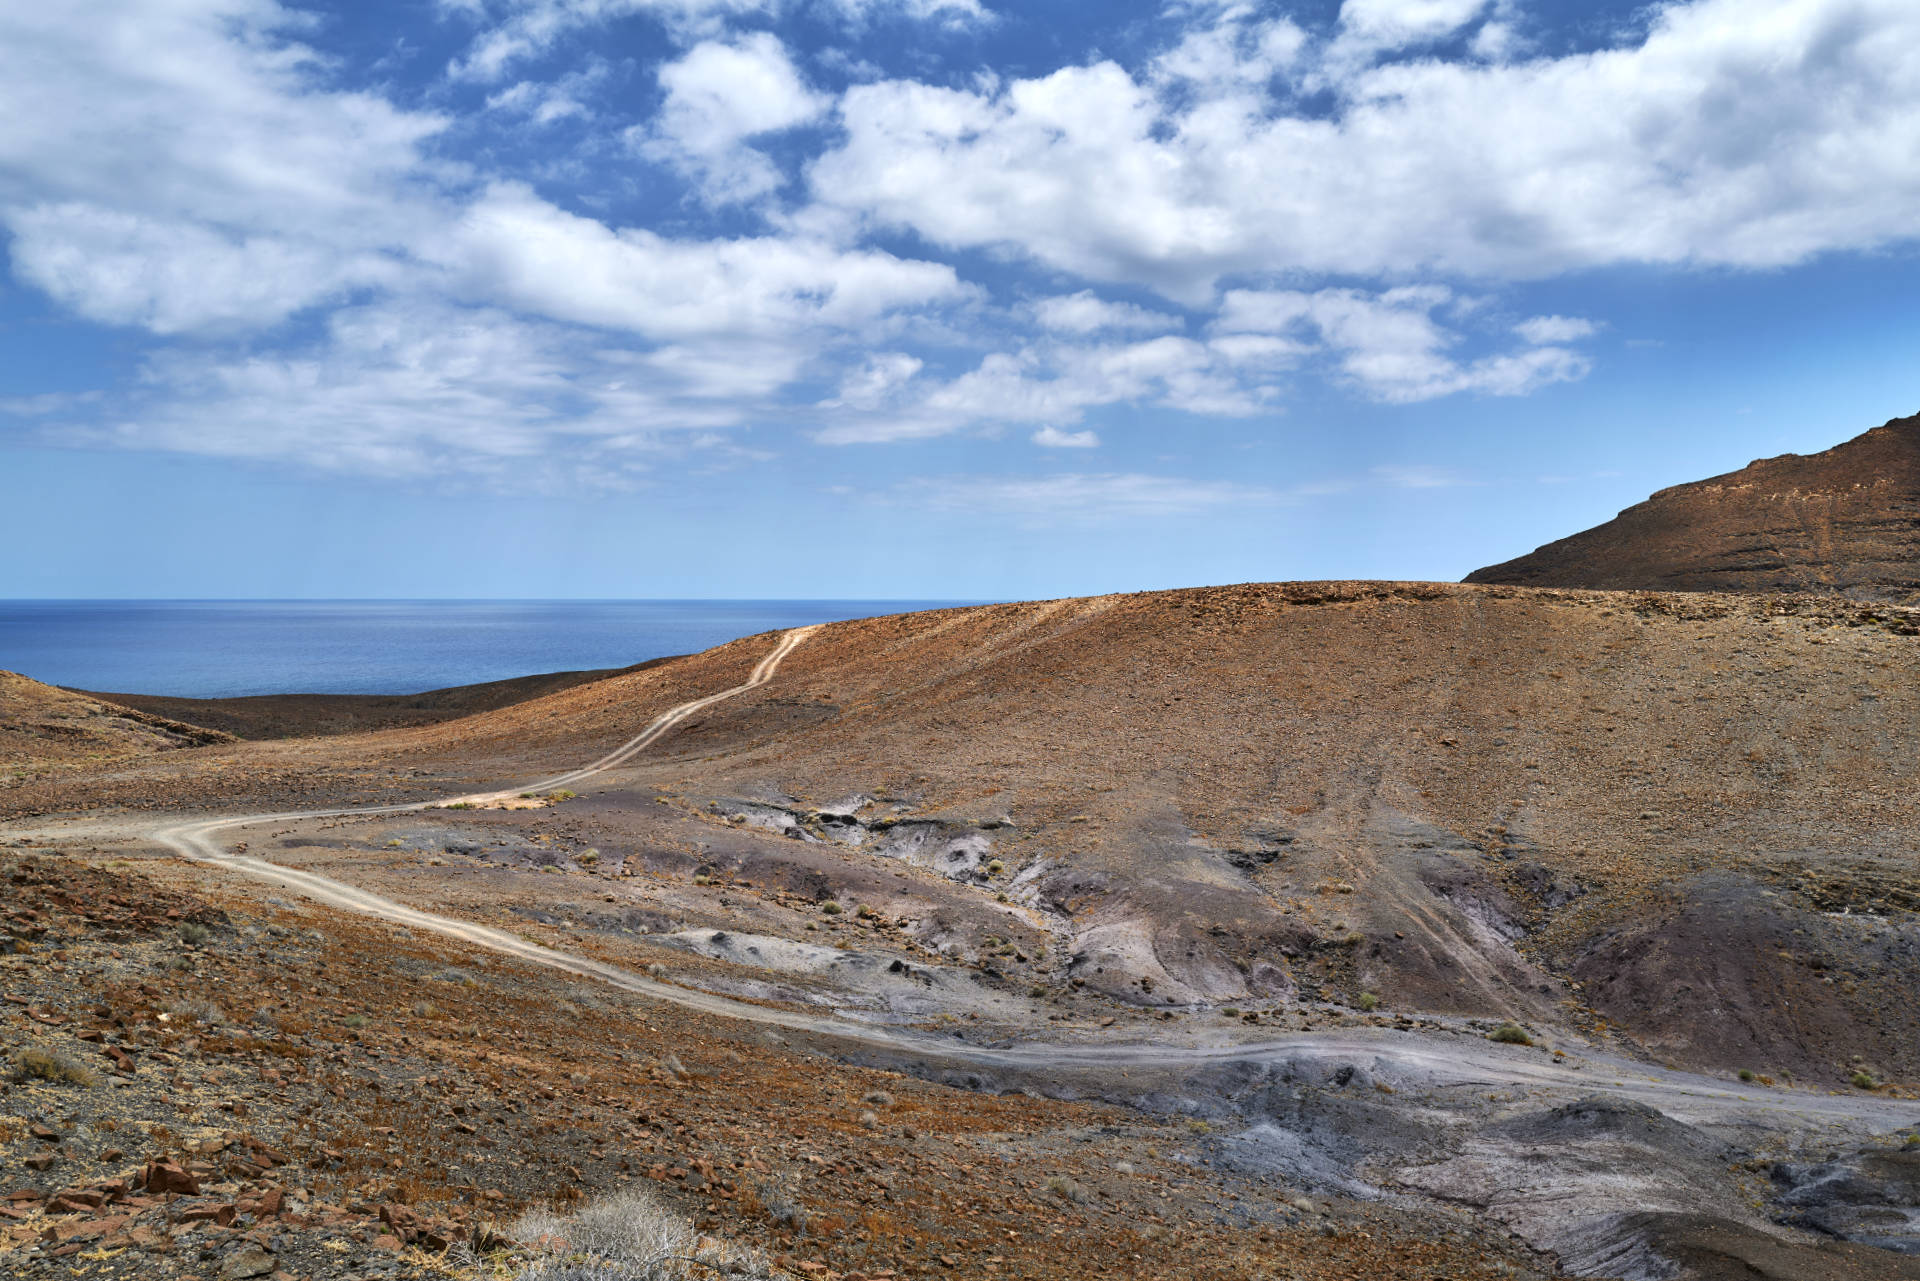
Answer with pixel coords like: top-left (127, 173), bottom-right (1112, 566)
top-left (10, 1046), bottom-right (97, 1087)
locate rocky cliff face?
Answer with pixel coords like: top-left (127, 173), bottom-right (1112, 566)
top-left (1467, 413), bottom-right (1920, 601)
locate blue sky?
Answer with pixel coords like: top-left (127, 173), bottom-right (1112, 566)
top-left (2, 0), bottom-right (1917, 600)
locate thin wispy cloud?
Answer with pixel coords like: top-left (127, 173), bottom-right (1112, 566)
top-left (911, 472), bottom-right (1282, 521)
top-left (895, 462), bottom-right (1493, 525)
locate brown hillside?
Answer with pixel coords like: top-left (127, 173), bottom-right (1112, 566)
top-left (11, 585), bottom-right (1920, 1280)
top-left (82, 655), bottom-right (677, 740)
top-left (1467, 413), bottom-right (1920, 600)
top-left (0, 670), bottom-right (232, 783)
top-left (13, 583), bottom-right (1920, 1087)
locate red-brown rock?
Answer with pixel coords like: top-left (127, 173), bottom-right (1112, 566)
top-left (1467, 412), bottom-right (1920, 601)
top-left (142, 1158), bottom-right (198, 1196)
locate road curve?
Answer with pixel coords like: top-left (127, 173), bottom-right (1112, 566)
top-left (122, 626), bottom-right (1920, 1135)
top-left (153, 623), bottom-right (818, 859)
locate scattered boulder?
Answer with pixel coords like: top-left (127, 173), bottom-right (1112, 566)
top-left (218, 1244), bottom-right (275, 1279)
top-left (141, 1157), bottom-right (198, 1196)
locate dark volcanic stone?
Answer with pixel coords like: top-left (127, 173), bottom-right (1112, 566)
top-left (1466, 413), bottom-right (1920, 602)
top-left (1585, 1211), bottom-right (1920, 1281)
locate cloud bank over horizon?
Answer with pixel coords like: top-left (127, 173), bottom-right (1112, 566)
top-left (3, 0), bottom-right (1919, 520)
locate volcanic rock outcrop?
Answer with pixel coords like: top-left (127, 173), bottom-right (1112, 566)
top-left (1467, 412), bottom-right (1920, 601)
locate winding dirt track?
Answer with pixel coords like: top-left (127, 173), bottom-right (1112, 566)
top-left (118, 627), bottom-right (1920, 1134)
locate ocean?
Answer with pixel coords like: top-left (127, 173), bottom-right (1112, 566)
top-left (0, 600), bottom-right (970, 699)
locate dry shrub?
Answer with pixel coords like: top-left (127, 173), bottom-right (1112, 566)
top-left (11, 1047), bottom-right (97, 1087)
top-left (1045, 1175), bottom-right (1091, 1205)
top-left (166, 997), bottom-right (224, 1025)
top-left (749, 1180), bottom-right (806, 1233)
top-left (509, 1185), bottom-right (771, 1280)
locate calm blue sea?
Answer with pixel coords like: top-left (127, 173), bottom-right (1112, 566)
top-left (0, 601), bottom-right (969, 698)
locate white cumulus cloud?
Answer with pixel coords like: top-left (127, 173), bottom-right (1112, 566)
top-left (1334, 0), bottom-right (1491, 57)
top-left (447, 0), bottom-right (777, 81)
top-left (12, 0), bottom-right (1904, 486)
top-left (1215, 286), bottom-right (1593, 403)
top-left (636, 33), bottom-right (828, 204)
top-left (444, 183), bottom-right (968, 340)
top-left (76, 300), bottom-right (746, 484)
top-left (811, 0), bottom-right (1920, 300)
top-left (1031, 291), bottom-right (1182, 336)
top-left (1513, 314), bottom-right (1600, 345)
top-left (1032, 426), bottom-right (1099, 448)
top-left (0, 0), bottom-right (447, 335)
top-left (447, 0), bottom-right (986, 82)
top-left (820, 0), bottom-right (989, 28)
top-left (1152, 4), bottom-right (1308, 93)
top-left (6, 205), bottom-right (403, 335)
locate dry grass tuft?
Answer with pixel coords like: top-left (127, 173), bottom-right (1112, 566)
top-left (167, 997), bottom-right (223, 1025)
top-left (1045, 1175), bottom-right (1091, 1205)
top-left (510, 1185), bottom-right (772, 1280)
top-left (11, 1046), bottom-right (97, 1087)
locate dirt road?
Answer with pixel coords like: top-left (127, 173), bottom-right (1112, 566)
top-left (19, 625), bottom-right (1917, 1136)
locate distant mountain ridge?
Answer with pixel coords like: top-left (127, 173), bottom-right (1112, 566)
top-left (1466, 412), bottom-right (1920, 601)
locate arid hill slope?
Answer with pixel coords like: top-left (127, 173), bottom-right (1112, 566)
top-left (0, 670), bottom-right (231, 783)
top-left (13, 583), bottom-right (1920, 1088)
top-left (83, 656), bottom-right (674, 740)
top-left (1468, 413), bottom-right (1920, 600)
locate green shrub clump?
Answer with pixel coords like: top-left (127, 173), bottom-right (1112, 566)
top-left (1488, 1023), bottom-right (1532, 1046)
